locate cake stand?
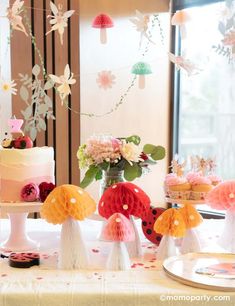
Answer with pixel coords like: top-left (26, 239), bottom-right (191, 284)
top-left (0, 202), bottom-right (42, 252)
top-left (166, 197), bottom-right (206, 206)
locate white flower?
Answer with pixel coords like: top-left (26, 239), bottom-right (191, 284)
top-left (49, 64), bottom-right (76, 104)
top-left (46, 2), bottom-right (75, 45)
top-left (1, 80), bottom-right (17, 95)
top-left (120, 141), bottom-right (142, 165)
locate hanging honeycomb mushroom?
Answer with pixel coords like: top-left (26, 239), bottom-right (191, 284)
top-left (102, 213), bottom-right (135, 270)
top-left (98, 182), bottom-right (150, 258)
top-left (179, 204), bottom-right (203, 254)
top-left (171, 9), bottom-right (191, 39)
top-left (92, 13), bottom-right (114, 44)
top-left (131, 61), bottom-right (152, 89)
top-left (41, 184), bottom-right (96, 269)
top-left (153, 208), bottom-right (186, 260)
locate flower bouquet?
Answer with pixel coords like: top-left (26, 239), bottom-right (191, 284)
top-left (77, 135), bottom-right (165, 188)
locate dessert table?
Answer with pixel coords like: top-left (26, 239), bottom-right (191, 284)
top-left (0, 217), bottom-right (235, 306)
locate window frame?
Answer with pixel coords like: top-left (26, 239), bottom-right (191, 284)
top-left (170, 0), bottom-right (225, 219)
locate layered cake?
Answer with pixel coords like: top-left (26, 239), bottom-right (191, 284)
top-left (0, 147), bottom-right (55, 202)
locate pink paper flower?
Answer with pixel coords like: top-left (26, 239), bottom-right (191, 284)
top-left (39, 182), bottom-right (55, 202)
top-left (222, 30), bottom-right (235, 46)
top-left (21, 183), bottom-right (39, 202)
top-left (96, 70), bottom-right (116, 90)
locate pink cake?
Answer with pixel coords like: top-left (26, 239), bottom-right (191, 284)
top-left (0, 147), bottom-right (55, 202)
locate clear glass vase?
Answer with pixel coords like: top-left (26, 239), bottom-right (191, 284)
top-left (100, 168), bottom-right (125, 196)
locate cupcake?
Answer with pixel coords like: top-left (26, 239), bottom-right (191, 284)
top-left (165, 173), bottom-right (191, 200)
top-left (207, 174), bottom-right (222, 186)
top-left (187, 172), bottom-right (212, 200)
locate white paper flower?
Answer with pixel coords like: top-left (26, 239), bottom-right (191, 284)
top-left (6, 0), bottom-right (28, 36)
top-left (1, 80), bottom-right (17, 95)
top-left (49, 64), bottom-right (76, 104)
top-left (46, 1), bottom-right (75, 45)
top-left (96, 71), bottom-right (116, 90)
top-left (120, 142), bottom-right (142, 165)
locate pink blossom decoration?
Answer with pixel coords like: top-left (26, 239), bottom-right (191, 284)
top-left (21, 183), bottom-right (39, 202)
top-left (222, 30), bottom-right (235, 46)
top-left (96, 71), bottom-right (116, 90)
top-left (206, 180), bottom-right (235, 211)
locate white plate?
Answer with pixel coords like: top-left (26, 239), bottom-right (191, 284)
top-left (163, 252), bottom-right (235, 291)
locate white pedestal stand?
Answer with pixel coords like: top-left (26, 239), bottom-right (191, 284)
top-left (0, 202), bottom-right (42, 252)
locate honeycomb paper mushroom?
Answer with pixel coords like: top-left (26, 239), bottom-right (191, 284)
top-left (206, 181), bottom-right (235, 252)
top-left (98, 182), bottom-right (150, 258)
top-left (41, 184), bottom-right (96, 269)
top-left (131, 61), bottom-right (152, 89)
top-left (92, 13), bottom-right (114, 44)
top-left (102, 213), bottom-right (135, 270)
top-left (153, 208), bottom-right (186, 260)
top-left (171, 9), bottom-right (191, 39)
top-left (179, 204), bottom-right (203, 254)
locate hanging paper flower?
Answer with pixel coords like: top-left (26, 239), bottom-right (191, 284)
top-left (6, 0), bottom-right (28, 36)
top-left (96, 71), bottom-right (116, 90)
top-left (1, 80), bottom-right (17, 95)
top-left (169, 53), bottom-right (200, 76)
top-left (129, 10), bottom-right (154, 48)
top-left (49, 64), bottom-right (76, 104)
top-left (46, 1), bottom-right (75, 45)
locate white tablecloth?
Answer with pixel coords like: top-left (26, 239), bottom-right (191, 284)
top-left (0, 217), bottom-right (234, 306)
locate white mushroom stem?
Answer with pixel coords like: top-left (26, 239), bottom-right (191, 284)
top-left (106, 241), bottom-right (131, 270)
top-left (180, 25), bottom-right (187, 39)
top-left (126, 216), bottom-right (142, 258)
top-left (157, 235), bottom-right (177, 261)
top-left (100, 28), bottom-right (107, 44)
top-left (218, 208), bottom-right (235, 253)
top-left (59, 217), bottom-right (89, 269)
top-left (138, 75), bottom-right (145, 89)
top-left (180, 228), bottom-right (201, 254)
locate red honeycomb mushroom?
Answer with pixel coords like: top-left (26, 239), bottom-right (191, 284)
top-left (102, 213), bottom-right (135, 270)
top-left (92, 13), bottom-right (114, 44)
top-left (98, 182), bottom-right (150, 258)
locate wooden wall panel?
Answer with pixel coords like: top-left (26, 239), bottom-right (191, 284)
top-left (11, 0), bottom-right (80, 186)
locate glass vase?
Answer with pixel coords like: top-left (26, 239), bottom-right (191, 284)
top-left (99, 168), bottom-right (125, 196)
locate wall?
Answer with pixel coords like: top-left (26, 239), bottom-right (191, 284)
top-left (79, 0), bottom-right (170, 206)
top-left (0, 0), bottom-right (11, 140)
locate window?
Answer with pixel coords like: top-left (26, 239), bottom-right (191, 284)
top-left (172, 0), bottom-right (235, 214)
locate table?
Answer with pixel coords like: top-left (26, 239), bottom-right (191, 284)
top-left (0, 217), bottom-right (235, 306)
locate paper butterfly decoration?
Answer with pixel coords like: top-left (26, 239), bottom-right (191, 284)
top-left (6, 0), bottom-right (28, 36)
top-left (169, 53), bottom-right (200, 76)
top-left (46, 1), bottom-right (75, 45)
top-left (49, 64), bottom-right (76, 105)
top-left (129, 10), bottom-right (155, 49)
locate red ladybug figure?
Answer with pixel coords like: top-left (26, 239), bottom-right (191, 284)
top-left (13, 136), bottom-right (33, 149)
top-left (142, 206), bottom-right (166, 245)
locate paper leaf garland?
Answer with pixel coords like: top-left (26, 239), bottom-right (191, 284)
top-left (46, 1), bottom-right (75, 45)
top-left (6, 0), bottom-right (28, 36)
top-left (96, 71), bottom-right (116, 90)
top-left (19, 64), bottom-right (55, 141)
top-left (129, 10), bottom-right (155, 48)
top-left (49, 64), bottom-right (76, 104)
top-left (169, 53), bottom-right (200, 76)
top-left (0, 79), bottom-right (17, 95)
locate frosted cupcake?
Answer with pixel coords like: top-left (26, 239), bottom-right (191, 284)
top-left (165, 173), bottom-right (191, 200)
top-left (207, 174), bottom-right (222, 186)
top-left (187, 172), bottom-right (212, 200)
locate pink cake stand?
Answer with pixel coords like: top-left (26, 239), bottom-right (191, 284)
top-left (0, 202), bottom-right (42, 252)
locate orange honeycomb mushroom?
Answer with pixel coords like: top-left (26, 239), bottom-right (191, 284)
top-left (154, 208), bottom-right (186, 238)
top-left (41, 184), bottom-right (96, 224)
top-left (179, 204), bottom-right (203, 229)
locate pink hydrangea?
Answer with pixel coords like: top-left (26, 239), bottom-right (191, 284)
top-left (85, 135), bottom-right (121, 164)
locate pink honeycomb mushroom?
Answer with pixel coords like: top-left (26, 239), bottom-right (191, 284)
top-left (98, 182), bottom-right (150, 258)
top-left (92, 13), bottom-right (114, 44)
top-left (206, 181), bottom-right (235, 252)
top-left (102, 213), bottom-right (135, 270)
top-left (171, 9), bottom-right (191, 39)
